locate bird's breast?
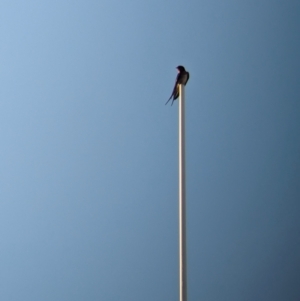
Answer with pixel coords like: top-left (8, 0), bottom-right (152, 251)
top-left (178, 73), bottom-right (188, 85)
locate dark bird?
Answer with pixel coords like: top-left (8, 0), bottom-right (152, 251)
top-left (166, 65), bottom-right (189, 106)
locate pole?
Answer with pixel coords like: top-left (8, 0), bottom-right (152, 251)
top-left (179, 84), bottom-right (187, 301)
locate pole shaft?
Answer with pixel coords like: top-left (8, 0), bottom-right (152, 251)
top-left (179, 84), bottom-right (187, 301)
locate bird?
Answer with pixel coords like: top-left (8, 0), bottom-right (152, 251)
top-left (165, 65), bottom-right (189, 106)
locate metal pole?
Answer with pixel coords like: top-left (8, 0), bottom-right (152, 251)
top-left (179, 84), bottom-right (187, 301)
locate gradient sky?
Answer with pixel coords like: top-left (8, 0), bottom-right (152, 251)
top-left (1, 1), bottom-right (299, 300)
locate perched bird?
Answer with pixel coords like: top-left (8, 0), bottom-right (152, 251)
top-left (166, 65), bottom-right (189, 106)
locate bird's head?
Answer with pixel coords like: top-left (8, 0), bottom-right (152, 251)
top-left (176, 65), bottom-right (185, 72)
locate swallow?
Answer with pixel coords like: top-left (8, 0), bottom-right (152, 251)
top-left (165, 65), bottom-right (189, 106)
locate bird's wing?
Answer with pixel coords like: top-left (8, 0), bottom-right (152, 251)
top-left (171, 97), bottom-right (176, 106)
top-left (165, 78), bottom-right (179, 105)
top-left (173, 84), bottom-right (179, 100)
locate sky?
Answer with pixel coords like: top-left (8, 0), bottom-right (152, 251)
top-left (0, 0), bottom-right (299, 300)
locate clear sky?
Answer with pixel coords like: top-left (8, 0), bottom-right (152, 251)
top-left (1, 1), bottom-right (299, 300)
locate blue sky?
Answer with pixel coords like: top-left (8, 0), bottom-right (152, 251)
top-left (1, 1), bottom-right (299, 300)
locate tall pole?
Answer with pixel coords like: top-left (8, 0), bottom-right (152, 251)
top-left (179, 84), bottom-right (187, 301)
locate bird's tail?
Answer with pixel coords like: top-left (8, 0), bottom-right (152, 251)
top-left (165, 96), bottom-right (172, 105)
